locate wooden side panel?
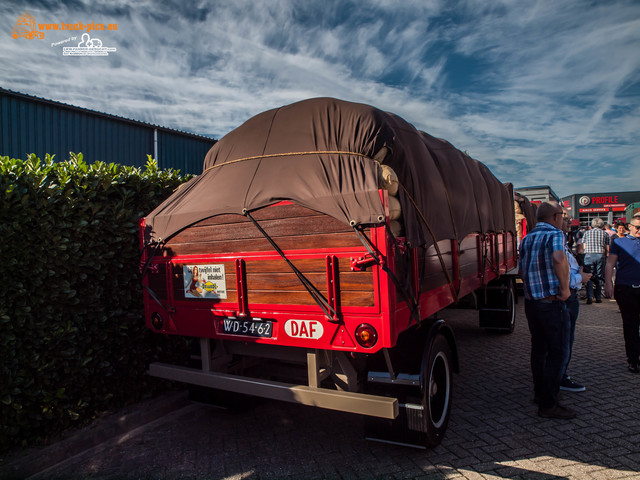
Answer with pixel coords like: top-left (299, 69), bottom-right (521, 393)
top-left (165, 233), bottom-right (364, 256)
top-left (172, 259), bottom-right (375, 307)
top-left (163, 205), bottom-right (364, 256)
top-left (418, 235), bottom-right (480, 293)
top-left (162, 204), bottom-right (375, 307)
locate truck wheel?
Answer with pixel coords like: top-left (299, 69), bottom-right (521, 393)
top-left (504, 280), bottom-right (516, 332)
top-left (492, 280), bottom-right (516, 333)
top-left (479, 279), bottom-right (516, 333)
top-left (422, 333), bottom-right (452, 447)
top-left (363, 323), bottom-right (457, 449)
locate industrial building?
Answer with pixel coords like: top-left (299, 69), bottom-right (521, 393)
top-left (0, 87), bottom-right (215, 174)
top-left (514, 185), bottom-right (562, 204)
top-left (516, 185), bottom-right (640, 227)
top-left (562, 191), bottom-right (640, 226)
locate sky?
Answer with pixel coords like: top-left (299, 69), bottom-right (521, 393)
top-left (1, 0), bottom-right (639, 198)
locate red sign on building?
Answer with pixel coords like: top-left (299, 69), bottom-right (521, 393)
top-left (579, 207), bottom-right (608, 213)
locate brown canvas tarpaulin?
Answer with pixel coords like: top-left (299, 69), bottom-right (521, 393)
top-left (144, 98), bottom-right (514, 248)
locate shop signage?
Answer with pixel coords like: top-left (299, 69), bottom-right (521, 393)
top-left (591, 195), bottom-right (619, 204)
top-left (579, 196), bottom-right (590, 206)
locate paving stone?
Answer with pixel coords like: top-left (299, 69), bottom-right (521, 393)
top-left (2, 300), bottom-right (639, 480)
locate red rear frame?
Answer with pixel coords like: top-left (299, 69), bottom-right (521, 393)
top-left (141, 194), bottom-right (517, 355)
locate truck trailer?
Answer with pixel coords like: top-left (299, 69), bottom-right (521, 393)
top-left (140, 98), bottom-right (517, 448)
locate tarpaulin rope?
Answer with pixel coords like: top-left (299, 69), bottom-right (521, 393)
top-left (202, 151), bottom-right (370, 174)
top-left (351, 225), bottom-right (421, 328)
top-left (243, 209), bottom-right (341, 324)
top-left (397, 182), bottom-right (461, 304)
top-left (139, 241), bottom-right (175, 314)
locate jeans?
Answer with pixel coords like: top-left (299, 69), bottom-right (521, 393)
top-left (564, 291), bottom-right (580, 377)
top-left (615, 284), bottom-right (640, 366)
top-left (584, 253), bottom-right (606, 300)
top-left (525, 299), bottom-right (571, 409)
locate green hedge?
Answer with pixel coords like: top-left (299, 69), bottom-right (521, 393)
top-left (0, 153), bottom-right (192, 452)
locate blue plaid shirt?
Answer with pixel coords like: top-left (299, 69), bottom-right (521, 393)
top-left (519, 222), bottom-right (567, 300)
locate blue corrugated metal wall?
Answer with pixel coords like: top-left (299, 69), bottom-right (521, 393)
top-left (157, 130), bottom-right (211, 174)
top-left (0, 89), bottom-right (215, 174)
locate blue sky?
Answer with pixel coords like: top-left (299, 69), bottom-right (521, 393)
top-left (1, 0), bottom-right (639, 197)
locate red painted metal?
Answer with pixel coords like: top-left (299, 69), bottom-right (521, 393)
top-left (326, 255), bottom-right (341, 322)
top-left (350, 255), bottom-right (378, 272)
top-left (141, 198), bottom-right (517, 355)
top-left (235, 259), bottom-right (248, 317)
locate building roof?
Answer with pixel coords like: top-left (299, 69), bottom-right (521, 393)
top-left (0, 87), bottom-right (216, 141)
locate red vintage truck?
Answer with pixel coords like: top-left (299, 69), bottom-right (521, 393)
top-left (140, 98), bottom-right (517, 448)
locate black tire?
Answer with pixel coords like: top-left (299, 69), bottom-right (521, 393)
top-left (422, 333), bottom-right (453, 447)
top-left (481, 279), bottom-right (516, 333)
top-left (490, 279), bottom-right (516, 333)
top-left (504, 280), bottom-right (516, 333)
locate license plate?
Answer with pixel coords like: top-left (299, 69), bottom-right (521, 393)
top-left (221, 317), bottom-right (273, 338)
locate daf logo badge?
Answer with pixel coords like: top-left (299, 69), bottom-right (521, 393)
top-left (579, 196), bottom-right (591, 206)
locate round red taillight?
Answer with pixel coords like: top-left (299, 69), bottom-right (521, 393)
top-left (151, 312), bottom-right (163, 330)
top-left (355, 323), bottom-right (378, 348)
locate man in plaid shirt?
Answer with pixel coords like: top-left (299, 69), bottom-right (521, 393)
top-left (519, 202), bottom-right (574, 419)
top-left (582, 217), bottom-right (610, 304)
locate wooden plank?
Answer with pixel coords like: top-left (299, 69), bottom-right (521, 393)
top-left (239, 290), bottom-right (375, 307)
top-left (244, 272), bottom-right (373, 291)
top-left (168, 214), bottom-right (353, 245)
top-left (163, 232), bottom-right (365, 256)
top-left (172, 288), bottom-right (374, 307)
top-left (174, 271), bottom-right (372, 295)
top-left (189, 203), bottom-right (324, 227)
top-left (245, 257), bottom-right (367, 274)
top-left (172, 257), bottom-right (366, 275)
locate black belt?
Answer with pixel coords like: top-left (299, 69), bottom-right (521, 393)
top-left (530, 295), bottom-right (561, 303)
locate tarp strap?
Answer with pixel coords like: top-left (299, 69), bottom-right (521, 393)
top-left (203, 150), bottom-right (370, 174)
top-left (422, 145), bottom-right (459, 241)
top-left (243, 210), bottom-right (341, 324)
top-left (352, 225), bottom-right (421, 328)
top-left (397, 182), bottom-right (461, 304)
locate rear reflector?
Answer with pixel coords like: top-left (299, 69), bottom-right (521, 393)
top-left (355, 323), bottom-right (378, 348)
top-left (151, 312), bottom-right (163, 330)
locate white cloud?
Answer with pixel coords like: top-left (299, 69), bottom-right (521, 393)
top-left (1, 0), bottom-right (638, 197)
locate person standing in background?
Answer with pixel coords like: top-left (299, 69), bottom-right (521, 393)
top-left (560, 209), bottom-right (592, 392)
top-left (605, 223), bottom-right (616, 238)
top-left (519, 202), bottom-right (574, 419)
top-left (614, 221), bottom-right (628, 241)
top-left (604, 215), bottom-right (640, 373)
top-left (575, 227), bottom-right (585, 267)
top-left (582, 218), bottom-right (610, 304)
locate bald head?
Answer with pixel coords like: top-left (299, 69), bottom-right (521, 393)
top-left (536, 201), bottom-right (563, 225)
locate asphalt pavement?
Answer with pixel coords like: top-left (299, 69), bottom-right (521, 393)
top-left (1, 296), bottom-right (639, 480)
